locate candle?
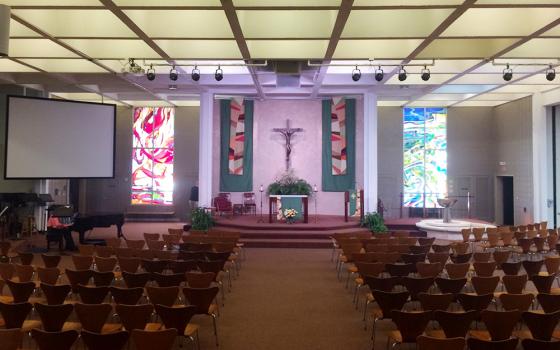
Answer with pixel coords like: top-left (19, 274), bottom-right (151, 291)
top-left (259, 184), bottom-right (264, 192)
top-left (313, 184), bottom-right (318, 192)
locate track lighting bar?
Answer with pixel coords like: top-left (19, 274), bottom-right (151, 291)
top-left (141, 59), bottom-right (268, 68)
top-left (306, 59), bottom-right (436, 68)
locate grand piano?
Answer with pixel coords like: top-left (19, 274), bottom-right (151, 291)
top-left (52, 206), bottom-right (124, 244)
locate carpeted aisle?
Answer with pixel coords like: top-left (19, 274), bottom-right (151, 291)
top-left (215, 248), bottom-right (372, 350)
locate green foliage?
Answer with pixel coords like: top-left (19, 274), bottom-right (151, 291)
top-left (361, 212), bottom-right (388, 233)
top-left (266, 170), bottom-right (313, 197)
top-left (190, 207), bottom-right (214, 231)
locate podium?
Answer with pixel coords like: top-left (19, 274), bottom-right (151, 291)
top-left (269, 195), bottom-right (309, 223)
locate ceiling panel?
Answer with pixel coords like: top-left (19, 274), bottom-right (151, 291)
top-left (122, 100), bottom-right (174, 106)
top-left (476, 0), bottom-right (560, 4)
top-left (9, 39), bottom-right (79, 58)
top-left (469, 92), bottom-right (531, 101)
top-left (124, 10), bottom-right (233, 38)
top-left (12, 10), bottom-right (137, 38)
top-left (233, 0), bottom-right (341, 6)
top-left (169, 100), bottom-right (201, 106)
top-left (406, 60), bottom-right (481, 74)
top-left (115, 0), bottom-right (222, 5)
top-left (334, 39), bottom-right (423, 59)
top-left (407, 100), bottom-right (458, 107)
top-left (442, 8), bottom-right (560, 37)
top-left (451, 73), bottom-right (530, 85)
top-left (247, 40), bottom-right (328, 59)
top-left (342, 9), bottom-right (453, 38)
top-left (453, 100), bottom-right (509, 107)
top-left (0, 0), bottom-right (100, 5)
top-left (354, 0), bottom-right (462, 5)
top-left (378, 101), bottom-right (407, 106)
top-left (417, 38), bottom-right (518, 59)
top-left (155, 40), bottom-right (242, 59)
top-left (19, 59), bottom-right (110, 73)
top-left (51, 92), bottom-right (102, 100)
top-left (433, 84), bottom-right (498, 94)
top-left (0, 58), bottom-right (38, 72)
top-left (514, 73), bottom-right (560, 85)
top-left (502, 38), bottom-right (560, 58)
top-left (472, 61), bottom-right (552, 74)
top-left (385, 73), bottom-right (456, 85)
top-left (237, 10), bottom-right (337, 38)
top-left (61, 39), bottom-right (160, 59)
top-left (10, 20), bottom-right (41, 37)
top-left (491, 84), bottom-right (557, 93)
top-left (419, 93), bottom-right (476, 101)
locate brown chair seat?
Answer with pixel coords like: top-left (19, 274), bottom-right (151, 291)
top-left (417, 335), bottom-right (466, 350)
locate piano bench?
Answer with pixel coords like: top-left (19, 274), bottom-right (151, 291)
top-left (46, 231), bottom-right (63, 251)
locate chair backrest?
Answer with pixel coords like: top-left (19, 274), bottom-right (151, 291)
top-left (532, 274), bottom-right (556, 293)
top-left (434, 277), bottom-right (467, 295)
top-left (0, 328), bottom-right (24, 350)
top-left (456, 293), bottom-right (494, 312)
top-left (117, 257), bottom-right (141, 273)
top-left (131, 329), bottom-right (178, 350)
top-left (521, 338), bottom-right (560, 350)
top-left (17, 252), bottom-right (34, 266)
top-left (418, 293), bottom-right (453, 312)
top-left (92, 270), bottom-right (115, 287)
top-left (445, 263), bottom-right (470, 279)
top-left (467, 337), bottom-right (518, 350)
top-left (143, 233), bottom-right (160, 241)
top-left (395, 336), bottom-right (436, 350)
top-left (37, 267), bottom-right (60, 285)
top-left (74, 303), bottom-right (113, 333)
top-left (416, 262), bottom-right (441, 278)
top-left (363, 276), bottom-right (401, 292)
top-left (81, 330), bottom-right (129, 350)
top-left (545, 256), bottom-right (560, 275)
top-left (434, 310), bottom-right (478, 338)
top-left (471, 275), bottom-right (500, 294)
top-left (391, 310), bottom-right (432, 343)
top-left (65, 268), bottom-right (93, 293)
top-left (5, 279), bottom-right (35, 303)
top-left (14, 264), bottom-right (34, 282)
top-left (499, 293), bottom-right (534, 312)
top-left (96, 245), bottom-right (114, 258)
top-left (41, 254), bottom-right (61, 268)
top-left (473, 251), bottom-right (491, 262)
top-left (122, 271), bottom-right (151, 289)
top-left (369, 290), bottom-right (410, 319)
top-left (95, 257), bottom-right (117, 272)
top-left (501, 261), bottom-right (522, 275)
top-left (522, 310), bottom-right (560, 341)
top-left (427, 252), bottom-right (449, 266)
top-left (0, 262), bottom-right (14, 280)
top-left (183, 286), bottom-right (220, 315)
top-left (31, 329), bottom-right (79, 350)
top-left (77, 284), bottom-right (110, 304)
top-left (450, 253), bottom-right (472, 264)
top-left (452, 242), bottom-right (470, 255)
top-left (40, 283), bottom-right (71, 305)
top-left (125, 239), bottom-right (145, 250)
top-left (154, 304), bottom-right (197, 335)
top-left (110, 286), bottom-right (144, 305)
top-left (386, 263), bottom-right (413, 277)
top-left (523, 259), bottom-right (544, 278)
top-left (115, 304), bottom-right (154, 332)
top-left (186, 272), bottom-right (215, 288)
top-left (78, 245), bottom-right (96, 256)
top-left (146, 286), bottom-right (180, 307)
top-left (153, 272), bottom-right (186, 288)
top-left (105, 238), bottom-right (122, 248)
top-left (492, 251), bottom-right (511, 268)
top-left (402, 277), bottom-right (434, 300)
top-left (480, 309), bottom-right (521, 341)
top-left (538, 293), bottom-right (560, 313)
top-left (169, 260), bottom-right (198, 274)
top-left (0, 301), bottom-right (32, 328)
top-left (502, 274), bottom-right (528, 294)
top-left (35, 303), bottom-right (74, 332)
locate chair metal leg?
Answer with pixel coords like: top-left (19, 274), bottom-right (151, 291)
top-left (211, 314), bottom-right (219, 346)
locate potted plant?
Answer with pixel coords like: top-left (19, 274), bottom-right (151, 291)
top-left (361, 212), bottom-right (388, 233)
top-left (266, 170), bottom-right (313, 197)
top-left (190, 207), bottom-right (214, 232)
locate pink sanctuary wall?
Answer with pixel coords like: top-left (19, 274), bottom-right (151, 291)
top-left (212, 99), bottom-right (364, 216)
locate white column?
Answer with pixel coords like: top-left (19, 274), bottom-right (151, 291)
top-left (532, 92), bottom-right (550, 222)
top-left (363, 92), bottom-right (378, 213)
top-left (198, 92), bottom-right (214, 208)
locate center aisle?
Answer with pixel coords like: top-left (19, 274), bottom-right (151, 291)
top-left (213, 248), bottom-right (372, 350)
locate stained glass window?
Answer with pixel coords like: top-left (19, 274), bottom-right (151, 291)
top-left (403, 107), bottom-right (447, 208)
top-left (131, 107), bottom-right (174, 205)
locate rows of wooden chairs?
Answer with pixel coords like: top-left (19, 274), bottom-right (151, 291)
top-left (331, 230), bottom-right (560, 350)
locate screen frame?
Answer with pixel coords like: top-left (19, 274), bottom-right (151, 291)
top-left (4, 95), bottom-right (117, 180)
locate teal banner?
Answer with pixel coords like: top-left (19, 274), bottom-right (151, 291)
top-left (219, 99), bottom-right (253, 192)
top-left (322, 98), bottom-right (356, 192)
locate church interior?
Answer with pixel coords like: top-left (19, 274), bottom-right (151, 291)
top-left (1, 1), bottom-right (560, 350)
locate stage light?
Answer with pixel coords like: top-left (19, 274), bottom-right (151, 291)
top-left (546, 65), bottom-right (556, 81)
top-left (215, 66), bottom-right (223, 81)
top-left (398, 66), bottom-right (407, 81)
top-left (351, 66), bottom-right (361, 82)
top-left (374, 66), bottom-right (384, 82)
top-left (503, 64), bottom-right (513, 81)
top-left (146, 64), bottom-right (156, 81)
top-left (169, 66), bottom-right (178, 81)
top-left (421, 66), bottom-right (430, 81)
top-left (191, 65), bottom-right (200, 81)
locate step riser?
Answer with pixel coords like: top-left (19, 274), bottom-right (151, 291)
top-left (242, 241), bottom-right (331, 248)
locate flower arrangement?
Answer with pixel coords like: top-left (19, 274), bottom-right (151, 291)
top-left (267, 170), bottom-right (313, 198)
top-left (283, 208), bottom-right (298, 223)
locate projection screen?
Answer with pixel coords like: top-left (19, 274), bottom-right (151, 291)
top-left (5, 96), bottom-right (116, 179)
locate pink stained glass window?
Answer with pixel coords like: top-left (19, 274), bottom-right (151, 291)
top-left (131, 107), bottom-right (174, 205)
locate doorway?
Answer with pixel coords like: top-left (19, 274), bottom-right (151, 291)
top-left (496, 176), bottom-right (514, 225)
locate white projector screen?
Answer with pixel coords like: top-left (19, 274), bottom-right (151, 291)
top-left (5, 96), bottom-right (116, 179)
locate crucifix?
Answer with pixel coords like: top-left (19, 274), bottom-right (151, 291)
top-left (273, 119), bottom-right (303, 171)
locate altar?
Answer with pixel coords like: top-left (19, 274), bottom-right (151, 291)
top-left (269, 195), bottom-right (309, 224)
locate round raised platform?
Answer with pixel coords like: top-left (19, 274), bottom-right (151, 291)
top-left (416, 219), bottom-right (495, 241)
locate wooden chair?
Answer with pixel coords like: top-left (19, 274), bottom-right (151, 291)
top-left (434, 277), bottom-right (467, 296)
top-left (131, 329), bottom-right (178, 350)
top-left (428, 310), bottom-right (477, 338)
top-left (72, 255), bottom-right (93, 270)
top-left (183, 286), bottom-right (221, 346)
top-left (5, 279), bottom-right (35, 303)
top-left (37, 267), bottom-right (60, 285)
top-left (457, 293), bottom-right (494, 313)
top-left (418, 293), bottom-right (454, 312)
top-left (409, 245), bottom-right (431, 255)
top-left (110, 286), bottom-right (144, 305)
top-left (31, 329), bottom-right (79, 350)
top-left (538, 293), bottom-right (560, 313)
top-left (65, 268), bottom-right (93, 293)
top-left (461, 228), bottom-right (472, 243)
top-left (422, 336), bottom-right (467, 350)
top-left (105, 238), bottom-right (122, 248)
top-left (471, 275), bottom-right (500, 295)
top-left (115, 304), bottom-right (154, 332)
top-left (450, 252), bottom-right (473, 264)
top-left (154, 304), bottom-right (199, 348)
top-left (77, 284), bottom-right (110, 304)
top-left (169, 260), bottom-right (197, 274)
top-left (502, 261), bottom-right (522, 275)
top-left (521, 338), bottom-right (560, 350)
top-left (41, 254), bottom-right (61, 268)
top-left (40, 283), bottom-right (71, 305)
top-left (122, 271), bottom-right (151, 289)
top-left (143, 233), bottom-right (160, 241)
top-left (95, 245), bottom-right (114, 258)
top-left (153, 272), bottom-right (185, 288)
top-left (117, 257), bottom-right (141, 273)
top-left (445, 263), bottom-right (470, 279)
top-left (81, 330), bottom-right (129, 350)
top-left (523, 260), bottom-right (544, 278)
top-left (402, 277), bottom-right (434, 300)
top-left (545, 255), bottom-right (560, 275)
top-left (34, 303), bottom-right (75, 331)
top-left (0, 301), bottom-right (41, 330)
top-left (468, 337), bottom-right (518, 350)
top-left (95, 257), bottom-right (117, 273)
top-left (522, 310), bottom-right (560, 341)
top-left (427, 252), bottom-right (449, 268)
top-left (146, 286), bottom-right (179, 307)
top-left (186, 272), bottom-right (216, 288)
top-left (92, 271), bottom-right (115, 287)
top-left (0, 328), bottom-right (24, 350)
top-left (493, 250), bottom-right (511, 269)
top-left (125, 239), bottom-right (145, 250)
top-left (432, 244), bottom-right (451, 253)
top-left (13, 264), bottom-right (34, 282)
top-left (416, 262), bottom-right (441, 278)
top-left (388, 310), bottom-right (432, 350)
top-left (74, 303), bottom-right (121, 334)
top-left (473, 261), bottom-right (497, 277)
top-left (78, 244), bottom-right (96, 256)
top-left (470, 309), bottom-right (521, 341)
top-left (418, 237), bottom-right (435, 246)
top-left (501, 274), bottom-right (528, 294)
top-left (473, 252), bottom-right (492, 262)
top-left (141, 259), bottom-right (167, 274)
top-left (17, 252), bottom-right (34, 266)
top-left (532, 274), bottom-right (556, 293)
top-left (386, 263), bottom-right (414, 277)
top-left (499, 293), bottom-right (534, 312)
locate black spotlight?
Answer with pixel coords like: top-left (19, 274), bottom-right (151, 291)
top-left (351, 66), bottom-right (361, 82)
top-left (169, 66), bottom-right (178, 81)
top-left (546, 64), bottom-right (556, 81)
top-left (215, 66), bottom-right (223, 81)
top-left (146, 64), bottom-right (156, 81)
top-left (191, 65), bottom-right (200, 82)
top-left (421, 66), bottom-right (430, 81)
top-left (503, 64), bottom-right (513, 81)
top-left (398, 66), bottom-right (407, 81)
top-left (374, 66), bottom-right (384, 82)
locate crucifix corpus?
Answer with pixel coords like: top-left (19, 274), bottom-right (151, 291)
top-left (273, 119), bottom-right (303, 171)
